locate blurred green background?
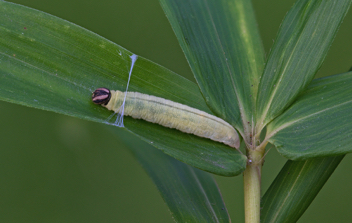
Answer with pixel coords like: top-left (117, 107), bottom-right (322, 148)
top-left (0, 0), bottom-right (351, 222)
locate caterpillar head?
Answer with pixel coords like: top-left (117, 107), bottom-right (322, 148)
top-left (92, 88), bottom-right (111, 105)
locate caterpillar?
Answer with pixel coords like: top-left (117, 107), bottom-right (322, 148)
top-left (92, 88), bottom-right (240, 149)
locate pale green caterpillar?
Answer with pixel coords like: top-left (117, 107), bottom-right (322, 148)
top-left (92, 88), bottom-right (240, 149)
top-left (92, 54), bottom-right (239, 149)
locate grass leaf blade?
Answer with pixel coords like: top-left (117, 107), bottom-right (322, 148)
top-left (261, 156), bottom-right (343, 222)
top-left (117, 129), bottom-right (231, 223)
top-left (267, 72), bottom-right (352, 160)
top-left (256, 0), bottom-right (351, 129)
top-left (160, 0), bottom-right (265, 138)
top-left (0, 1), bottom-right (246, 176)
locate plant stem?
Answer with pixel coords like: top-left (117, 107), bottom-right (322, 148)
top-left (243, 149), bottom-right (264, 223)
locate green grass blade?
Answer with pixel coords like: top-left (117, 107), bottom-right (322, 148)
top-left (261, 156), bottom-right (344, 222)
top-left (267, 72), bottom-right (352, 160)
top-left (256, 0), bottom-right (351, 129)
top-left (160, 0), bottom-right (265, 138)
top-left (116, 129), bottom-right (231, 223)
top-left (0, 1), bottom-right (246, 176)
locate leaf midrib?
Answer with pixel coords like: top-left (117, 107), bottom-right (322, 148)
top-left (266, 98), bottom-right (352, 140)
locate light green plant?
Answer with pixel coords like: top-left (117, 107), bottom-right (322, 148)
top-left (0, 0), bottom-right (351, 222)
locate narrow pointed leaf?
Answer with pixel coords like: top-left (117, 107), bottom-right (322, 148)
top-left (160, 0), bottom-right (265, 138)
top-left (116, 129), bottom-right (231, 223)
top-left (0, 1), bottom-right (246, 176)
top-left (267, 72), bottom-right (352, 160)
top-left (256, 0), bottom-right (351, 129)
top-left (261, 156), bottom-right (344, 222)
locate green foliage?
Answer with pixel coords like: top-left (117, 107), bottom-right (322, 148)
top-left (0, 0), bottom-right (351, 222)
top-left (256, 0), bottom-right (351, 130)
top-left (268, 72), bottom-right (352, 160)
top-left (261, 155), bottom-right (344, 222)
top-left (160, 0), bottom-right (265, 140)
top-left (118, 129), bottom-right (231, 222)
top-left (0, 1), bottom-right (245, 177)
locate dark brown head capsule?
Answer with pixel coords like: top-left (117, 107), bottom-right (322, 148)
top-left (92, 88), bottom-right (111, 105)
